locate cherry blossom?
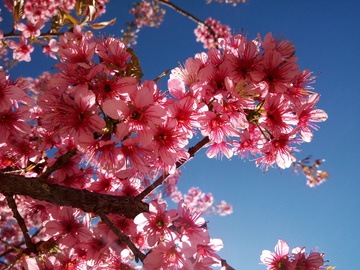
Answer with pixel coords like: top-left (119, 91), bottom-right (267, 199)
top-left (260, 239), bottom-right (292, 270)
top-left (194, 17), bottom-right (231, 49)
top-left (7, 37), bottom-right (34, 62)
top-left (14, 18), bottom-right (45, 38)
top-left (290, 246), bottom-right (325, 270)
top-left (142, 234), bottom-right (193, 270)
top-left (0, 1), bottom-right (331, 269)
top-left (44, 207), bottom-right (92, 247)
top-left (134, 199), bottom-right (177, 247)
top-left (260, 239), bottom-right (327, 270)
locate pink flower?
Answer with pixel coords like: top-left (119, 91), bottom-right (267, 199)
top-left (260, 33), bottom-right (296, 59)
top-left (42, 39), bottom-right (59, 59)
top-left (98, 214), bottom-right (137, 239)
top-left (194, 17), bottom-right (231, 49)
top-left (23, 256), bottom-right (57, 270)
top-left (290, 247), bottom-right (325, 270)
top-left (96, 37), bottom-right (131, 70)
top-left (134, 199), bottom-right (177, 247)
top-left (92, 73), bottom-right (137, 103)
top-left (236, 128), bottom-right (262, 158)
top-left (76, 134), bottom-right (126, 171)
top-left (0, 69), bottom-right (27, 111)
top-left (206, 141), bottom-right (234, 159)
top-left (149, 119), bottom-right (189, 166)
top-left (78, 227), bottom-right (111, 265)
top-left (102, 80), bottom-right (167, 138)
top-left (199, 111), bottom-right (237, 143)
top-left (167, 96), bottom-right (201, 139)
top-left (223, 35), bottom-right (262, 83)
top-left (260, 94), bottom-right (298, 135)
top-left (169, 57), bottom-right (204, 90)
top-left (58, 28), bottom-right (96, 64)
top-left (44, 207), bottom-right (92, 247)
top-left (296, 93), bottom-right (328, 142)
top-left (7, 37), bottom-right (34, 62)
top-left (38, 86), bottom-right (105, 141)
top-left (0, 106), bottom-right (31, 143)
top-left (256, 132), bottom-right (298, 169)
top-left (130, 1), bottom-right (165, 28)
top-left (174, 200), bottom-right (210, 248)
top-left (253, 50), bottom-right (300, 93)
top-left (216, 200), bottom-right (233, 216)
top-left (142, 235), bottom-right (193, 270)
top-left (14, 18), bottom-right (45, 38)
top-left (53, 246), bottom-right (88, 270)
top-left (192, 238), bottom-right (224, 268)
top-left (87, 171), bottom-right (121, 193)
top-left (260, 239), bottom-right (292, 270)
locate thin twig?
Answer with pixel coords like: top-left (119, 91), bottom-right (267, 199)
top-left (0, 228), bottom-right (42, 258)
top-left (97, 209), bottom-right (146, 262)
top-left (39, 148), bottom-right (78, 181)
top-left (221, 259), bottom-right (236, 270)
top-left (4, 195), bottom-right (37, 254)
top-left (157, 0), bottom-right (217, 38)
top-left (3, 31), bottom-right (64, 39)
top-left (136, 136), bottom-right (210, 201)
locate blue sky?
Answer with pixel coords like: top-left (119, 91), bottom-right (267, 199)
top-left (2, 0), bottom-right (360, 269)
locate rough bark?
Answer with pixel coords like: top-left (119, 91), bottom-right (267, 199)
top-left (0, 173), bottom-right (149, 219)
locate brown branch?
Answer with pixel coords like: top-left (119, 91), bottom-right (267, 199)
top-left (3, 31), bottom-right (65, 39)
top-left (4, 195), bottom-right (37, 254)
top-left (136, 136), bottom-right (210, 200)
top-left (157, 0), bottom-right (217, 38)
top-left (0, 174), bottom-right (148, 219)
top-left (97, 210), bottom-right (146, 263)
top-left (4, 32), bottom-right (64, 38)
top-left (39, 148), bottom-right (78, 181)
top-left (0, 228), bottom-right (42, 258)
top-left (221, 259), bottom-right (236, 270)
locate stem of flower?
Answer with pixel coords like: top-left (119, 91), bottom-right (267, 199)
top-left (97, 209), bottom-right (146, 262)
top-left (2, 32), bottom-right (64, 39)
top-left (39, 148), bottom-right (78, 181)
top-left (157, 0), bottom-right (217, 39)
top-left (136, 136), bottom-right (210, 201)
top-left (221, 259), bottom-right (236, 270)
top-left (5, 195), bottom-right (37, 254)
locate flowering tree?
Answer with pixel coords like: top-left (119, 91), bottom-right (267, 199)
top-left (0, 0), bottom-right (332, 269)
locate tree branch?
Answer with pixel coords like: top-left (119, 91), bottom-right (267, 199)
top-left (136, 136), bottom-right (210, 200)
top-left (3, 31), bottom-right (65, 39)
top-left (0, 174), bottom-right (148, 219)
top-left (157, 0), bottom-right (217, 38)
top-left (4, 195), bottom-right (37, 254)
top-left (39, 148), bottom-right (78, 181)
top-left (0, 228), bottom-right (42, 259)
top-left (97, 210), bottom-right (146, 263)
top-left (221, 259), bottom-right (236, 270)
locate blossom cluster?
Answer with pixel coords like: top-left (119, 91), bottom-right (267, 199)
top-left (260, 239), bottom-right (327, 270)
top-left (1, 0), bottom-right (109, 62)
top-left (169, 32), bottom-right (328, 170)
top-left (0, 24), bottom-right (229, 268)
top-left (0, 196), bottom-right (222, 269)
top-left (122, 0), bottom-right (166, 45)
top-left (130, 0), bottom-right (166, 28)
top-left (0, 9), bottom-right (328, 269)
top-left (164, 172), bottom-right (233, 216)
top-left (194, 17), bottom-right (232, 49)
top-left (136, 199), bottom-right (224, 269)
top-left (292, 157), bottom-right (329, 187)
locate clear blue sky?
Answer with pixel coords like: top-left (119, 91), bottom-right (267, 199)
top-left (2, 0), bottom-right (360, 269)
